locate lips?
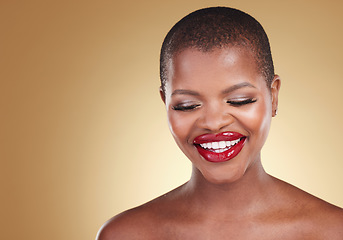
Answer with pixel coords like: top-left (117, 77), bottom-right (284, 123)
top-left (193, 132), bottom-right (246, 163)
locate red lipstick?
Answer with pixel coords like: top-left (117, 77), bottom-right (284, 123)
top-left (193, 132), bottom-right (246, 163)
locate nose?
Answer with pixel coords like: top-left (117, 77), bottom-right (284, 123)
top-left (196, 104), bottom-right (233, 132)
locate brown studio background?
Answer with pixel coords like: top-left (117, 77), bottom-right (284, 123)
top-left (1, 0), bottom-right (343, 239)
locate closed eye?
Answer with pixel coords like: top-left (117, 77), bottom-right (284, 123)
top-left (227, 98), bottom-right (257, 106)
top-left (172, 104), bottom-right (201, 111)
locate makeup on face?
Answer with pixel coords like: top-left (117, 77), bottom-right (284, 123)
top-left (164, 47), bottom-right (276, 184)
top-left (193, 131), bottom-right (246, 163)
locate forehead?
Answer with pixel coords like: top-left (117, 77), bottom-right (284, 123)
top-left (166, 47), bottom-right (263, 92)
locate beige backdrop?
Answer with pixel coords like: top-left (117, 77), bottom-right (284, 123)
top-left (1, 0), bottom-right (343, 239)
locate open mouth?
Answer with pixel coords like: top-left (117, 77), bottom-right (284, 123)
top-left (193, 132), bottom-right (246, 163)
top-left (198, 139), bottom-right (241, 153)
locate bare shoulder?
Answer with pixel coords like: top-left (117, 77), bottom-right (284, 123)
top-left (96, 193), bottom-right (171, 240)
top-left (96, 186), bottom-right (185, 240)
top-left (96, 205), bottom-right (156, 240)
top-left (306, 195), bottom-right (343, 239)
top-left (273, 177), bottom-right (343, 239)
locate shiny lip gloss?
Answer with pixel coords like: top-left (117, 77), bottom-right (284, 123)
top-left (193, 131), bottom-right (246, 163)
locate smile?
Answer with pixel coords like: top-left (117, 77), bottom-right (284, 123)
top-left (199, 139), bottom-right (241, 153)
top-left (193, 132), bottom-right (246, 163)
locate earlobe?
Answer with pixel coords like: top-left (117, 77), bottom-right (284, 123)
top-left (271, 75), bottom-right (281, 117)
top-left (159, 86), bottom-right (166, 104)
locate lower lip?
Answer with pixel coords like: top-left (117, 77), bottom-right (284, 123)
top-left (195, 138), bottom-right (246, 163)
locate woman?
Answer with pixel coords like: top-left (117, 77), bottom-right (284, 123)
top-left (97, 7), bottom-right (343, 239)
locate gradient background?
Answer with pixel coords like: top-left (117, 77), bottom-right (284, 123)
top-left (1, 0), bottom-right (343, 239)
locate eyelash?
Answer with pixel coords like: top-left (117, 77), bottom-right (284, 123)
top-left (227, 98), bottom-right (257, 106)
top-left (172, 104), bottom-right (201, 111)
top-left (172, 98), bottom-right (257, 111)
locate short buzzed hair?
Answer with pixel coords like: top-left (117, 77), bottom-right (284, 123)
top-left (160, 7), bottom-right (275, 92)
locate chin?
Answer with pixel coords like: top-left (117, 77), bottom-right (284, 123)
top-left (197, 164), bottom-right (246, 186)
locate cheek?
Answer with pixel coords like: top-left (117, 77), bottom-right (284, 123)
top-left (240, 99), bottom-right (272, 138)
top-left (167, 110), bottom-right (201, 163)
top-left (167, 111), bottom-right (192, 143)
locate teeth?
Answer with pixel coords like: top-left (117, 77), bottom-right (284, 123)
top-left (199, 138), bottom-right (241, 151)
top-left (218, 141), bottom-right (226, 148)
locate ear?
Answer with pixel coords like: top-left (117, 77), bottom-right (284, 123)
top-left (159, 86), bottom-right (166, 104)
top-left (270, 75), bottom-right (281, 117)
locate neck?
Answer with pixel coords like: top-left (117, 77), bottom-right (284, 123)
top-left (184, 159), bottom-right (274, 217)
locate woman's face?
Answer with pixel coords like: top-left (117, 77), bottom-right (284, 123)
top-left (162, 47), bottom-right (280, 184)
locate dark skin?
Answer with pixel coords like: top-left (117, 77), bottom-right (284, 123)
top-left (97, 47), bottom-right (343, 240)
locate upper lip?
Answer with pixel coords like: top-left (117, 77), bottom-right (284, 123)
top-left (193, 131), bottom-right (245, 144)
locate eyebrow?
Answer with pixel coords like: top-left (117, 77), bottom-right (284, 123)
top-left (171, 89), bottom-right (200, 96)
top-left (221, 82), bottom-right (256, 94)
top-left (171, 82), bottom-right (256, 97)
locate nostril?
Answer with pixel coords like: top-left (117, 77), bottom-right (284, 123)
top-left (197, 109), bottom-right (234, 132)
